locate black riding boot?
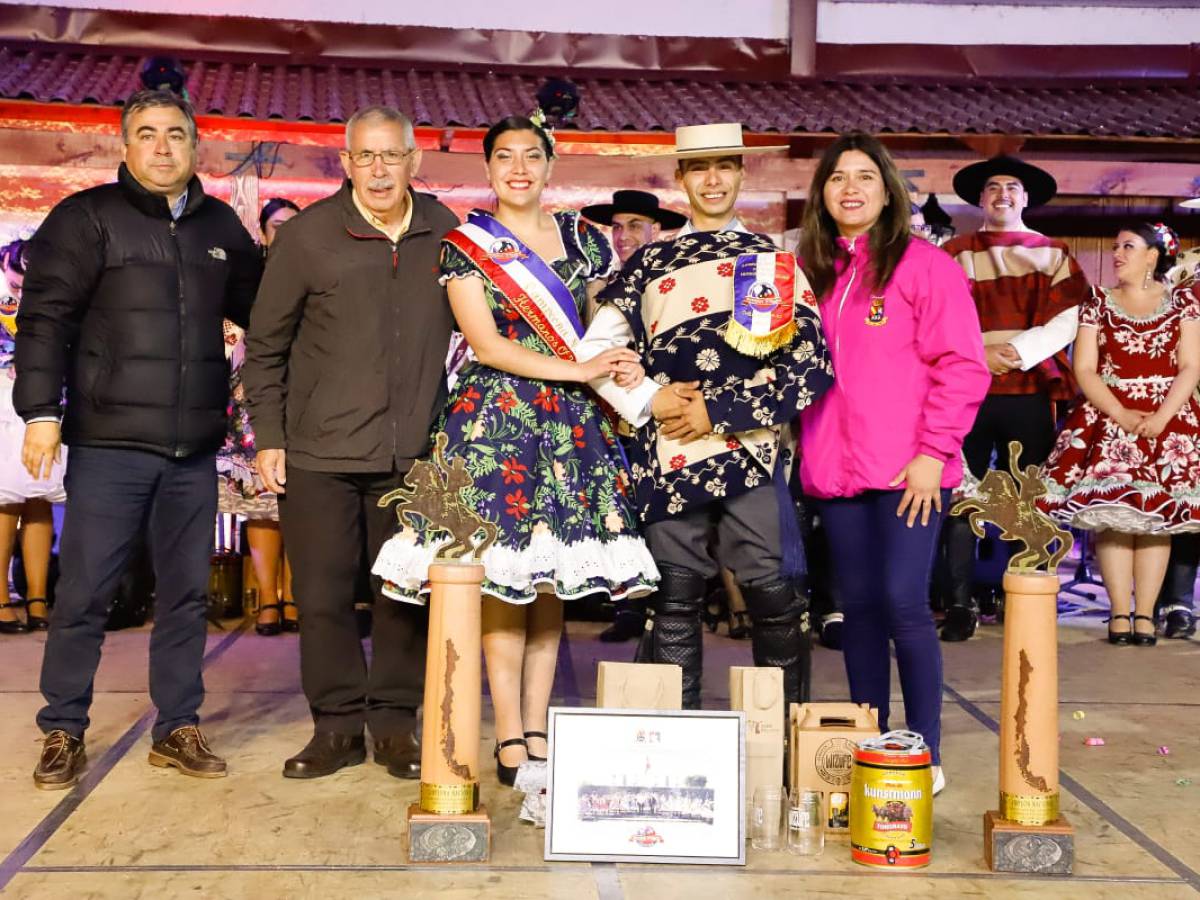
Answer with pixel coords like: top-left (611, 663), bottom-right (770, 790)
top-left (635, 564), bottom-right (706, 709)
top-left (742, 577), bottom-right (812, 707)
top-left (940, 515), bottom-right (979, 642)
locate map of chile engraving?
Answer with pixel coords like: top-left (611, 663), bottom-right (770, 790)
top-left (950, 440), bottom-right (1073, 797)
top-left (379, 431), bottom-right (498, 786)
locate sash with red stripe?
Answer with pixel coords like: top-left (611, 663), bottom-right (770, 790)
top-left (444, 211), bottom-right (583, 361)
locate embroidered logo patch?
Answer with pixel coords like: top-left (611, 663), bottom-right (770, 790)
top-left (743, 280), bottom-right (781, 314)
top-left (487, 237), bottom-right (524, 264)
top-left (208, 247), bottom-right (227, 261)
top-left (865, 296), bottom-right (888, 327)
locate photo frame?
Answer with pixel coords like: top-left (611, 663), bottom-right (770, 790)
top-left (544, 707), bottom-right (746, 865)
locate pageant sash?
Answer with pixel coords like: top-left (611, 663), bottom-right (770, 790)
top-left (444, 210), bottom-right (584, 361)
top-left (726, 252), bottom-right (798, 357)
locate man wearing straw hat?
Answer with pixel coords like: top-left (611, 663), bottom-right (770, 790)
top-left (578, 123), bottom-right (832, 709)
top-left (938, 155), bottom-right (1090, 642)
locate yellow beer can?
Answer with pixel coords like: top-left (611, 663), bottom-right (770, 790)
top-left (849, 732), bottom-right (933, 869)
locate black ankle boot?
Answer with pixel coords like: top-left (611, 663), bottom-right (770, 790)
top-left (643, 565), bottom-right (706, 709)
top-left (742, 577), bottom-right (812, 707)
top-left (940, 605), bottom-right (979, 642)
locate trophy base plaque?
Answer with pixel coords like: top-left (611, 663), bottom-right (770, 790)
top-left (407, 803), bottom-right (491, 864)
top-left (984, 810), bottom-right (1074, 874)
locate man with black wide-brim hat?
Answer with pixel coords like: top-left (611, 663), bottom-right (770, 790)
top-left (581, 190), bottom-right (687, 643)
top-left (583, 189), bottom-right (687, 266)
top-left (939, 155), bottom-right (1090, 641)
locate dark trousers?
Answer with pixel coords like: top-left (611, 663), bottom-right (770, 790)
top-left (962, 393), bottom-right (1057, 478)
top-left (817, 489), bottom-right (948, 764)
top-left (1157, 533), bottom-right (1199, 615)
top-left (38, 447), bottom-right (216, 743)
top-left (644, 484), bottom-right (782, 583)
top-left (278, 465), bottom-right (426, 737)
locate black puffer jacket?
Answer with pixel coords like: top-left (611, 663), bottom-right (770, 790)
top-left (15, 163), bottom-right (261, 458)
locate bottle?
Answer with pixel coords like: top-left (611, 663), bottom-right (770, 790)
top-left (787, 788), bottom-right (825, 857)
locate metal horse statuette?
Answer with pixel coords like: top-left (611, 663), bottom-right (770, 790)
top-left (378, 432), bottom-right (498, 561)
top-left (950, 440), bottom-right (1073, 573)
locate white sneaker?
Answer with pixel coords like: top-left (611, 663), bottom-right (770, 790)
top-left (932, 765), bottom-right (946, 796)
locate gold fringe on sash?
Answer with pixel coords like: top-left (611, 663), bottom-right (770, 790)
top-left (723, 317), bottom-right (796, 358)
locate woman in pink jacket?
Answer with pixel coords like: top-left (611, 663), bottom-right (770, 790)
top-left (798, 133), bottom-right (989, 792)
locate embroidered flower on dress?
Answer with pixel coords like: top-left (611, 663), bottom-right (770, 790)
top-left (572, 425), bottom-right (586, 448)
top-left (496, 391), bottom-right (518, 412)
top-left (717, 262), bottom-right (734, 277)
top-left (669, 455), bottom-right (687, 471)
top-left (658, 278), bottom-right (676, 294)
top-left (691, 297), bottom-right (710, 314)
top-left (505, 489), bottom-right (530, 519)
top-left (604, 508), bottom-right (624, 533)
top-left (501, 458), bottom-right (528, 484)
top-left (696, 348), bottom-right (721, 371)
top-left (532, 387), bottom-right (560, 413)
top-left (451, 386), bottom-right (481, 414)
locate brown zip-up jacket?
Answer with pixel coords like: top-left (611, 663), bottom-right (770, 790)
top-left (243, 181), bottom-right (458, 473)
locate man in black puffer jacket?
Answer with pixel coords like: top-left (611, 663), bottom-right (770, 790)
top-left (15, 90), bottom-right (261, 790)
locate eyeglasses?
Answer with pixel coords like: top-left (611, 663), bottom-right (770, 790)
top-left (344, 148), bottom-right (416, 168)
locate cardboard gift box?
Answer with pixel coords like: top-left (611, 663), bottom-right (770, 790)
top-left (789, 702), bottom-right (879, 832)
top-left (730, 666), bottom-right (785, 832)
top-left (595, 662), bottom-right (682, 710)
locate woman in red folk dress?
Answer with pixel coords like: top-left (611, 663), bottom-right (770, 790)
top-left (1040, 223), bottom-right (1200, 647)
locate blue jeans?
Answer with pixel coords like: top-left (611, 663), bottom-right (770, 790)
top-left (38, 447), bottom-right (217, 742)
top-left (816, 489), bottom-right (949, 764)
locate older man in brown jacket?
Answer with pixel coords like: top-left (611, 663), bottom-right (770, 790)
top-left (243, 106), bottom-right (458, 779)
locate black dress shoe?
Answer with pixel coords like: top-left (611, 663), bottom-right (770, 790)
top-left (1164, 609), bottom-right (1196, 640)
top-left (939, 606), bottom-right (978, 642)
top-left (25, 599), bottom-right (50, 631)
top-left (0, 600), bottom-right (29, 634)
top-left (818, 613), bottom-right (843, 650)
top-left (374, 732), bottom-right (421, 779)
top-left (1132, 614), bottom-right (1158, 647)
top-left (1106, 614), bottom-right (1132, 646)
top-left (254, 603), bottom-right (283, 637)
top-left (494, 738), bottom-right (527, 787)
top-left (34, 730), bottom-right (86, 790)
top-left (283, 732), bottom-right (366, 779)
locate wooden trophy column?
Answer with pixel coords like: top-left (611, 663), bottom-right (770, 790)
top-left (951, 441), bottom-right (1075, 876)
top-left (406, 561), bottom-right (491, 864)
top-left (983, 572), bottom-right (1074, 874)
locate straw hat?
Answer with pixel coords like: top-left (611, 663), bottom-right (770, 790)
top-left (653, 123), bottom-right (789, 159)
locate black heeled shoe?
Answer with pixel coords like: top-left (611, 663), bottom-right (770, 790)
top-left (281, 600), bottom-right (300, 633)
top-left (494, 737), bottom-right (528, 787)
top-left (255, 603), bottom-right (283, 637)
top-left (1105, 614), bottom-right (1132, 646)
top-left (0, 600), bottom-right (28, 634)
top-left (1132, 614), bottom-right (1158, 647)
top-left (25, 599), bottom-right (50, 631)
top-left (524, 730), bottom-right (548, 762)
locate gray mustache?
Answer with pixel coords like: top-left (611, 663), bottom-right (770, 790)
top-left (368, 178), bottom-right (395, 190)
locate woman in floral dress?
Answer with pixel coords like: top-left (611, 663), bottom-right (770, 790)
top-left (216, 198), bottom-right (299, 635)
top-left (373, 115), bottom-right (658, 784)
top-left (1040, 223), bottom-right (1200, 646)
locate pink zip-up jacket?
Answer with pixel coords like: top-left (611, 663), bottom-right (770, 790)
top-left (799, 234), bottom-right (990, 500)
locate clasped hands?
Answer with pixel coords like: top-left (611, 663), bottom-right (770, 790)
top-left (652, 381), bottom-right (711, 444)
top-left (578, 347), bottom-right (644, 389)
top-left (1115, 406), bottom-right (1168, 439)
top-left (986, 343), bottom-right (1022, 376)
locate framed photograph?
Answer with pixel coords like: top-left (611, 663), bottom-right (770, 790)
top-left (544, 707), bottom-right (746, 865)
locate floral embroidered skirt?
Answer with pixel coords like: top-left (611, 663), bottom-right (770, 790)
top-left (373, 363), bottom-right (659, 605)
top-left (1039, 393), bottom-right (1200, 534)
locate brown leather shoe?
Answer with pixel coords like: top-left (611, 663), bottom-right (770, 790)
top-left (283, 732), bottom-right (366, 779)
top-left (33, 730), bottom-right (86, 790)
top-left (148, 725), bottom-right (227, 778)
top-left (374, 732), bottom-right (421, 780)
